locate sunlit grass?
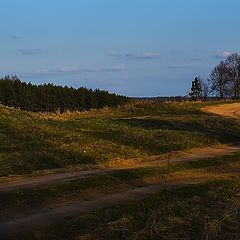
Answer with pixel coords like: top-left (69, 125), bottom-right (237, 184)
top-left (0, 100), bottom-right (240, 176)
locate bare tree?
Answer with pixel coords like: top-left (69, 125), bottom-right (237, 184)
top-left (209, 61), bottom-right (230, 99)
top-left (225, 53), bottom-right (240, 98)
top-left (199, 78), bottom-right (210, 100)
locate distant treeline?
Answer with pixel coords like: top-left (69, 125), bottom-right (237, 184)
top-left (133, 96), bottom-right (189, 102)
top-left (0, 76), bottom-right (129, 112)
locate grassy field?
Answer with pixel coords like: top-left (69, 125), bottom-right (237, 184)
top-left (1, 101), bottom-right (240, 177)
top-left (1, 101), bottom-right (240, 240)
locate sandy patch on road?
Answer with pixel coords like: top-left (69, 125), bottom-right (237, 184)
top-left (203, 103), bottom-right (240, 119)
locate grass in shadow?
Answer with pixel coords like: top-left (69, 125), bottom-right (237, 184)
top-left (1, 152), bottom-right (239, 211)
top-left (116, 113), bottom-right (240, 143)
top-left (17, 177), bottom-right (240, 240)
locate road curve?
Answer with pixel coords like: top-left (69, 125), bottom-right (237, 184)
top-left (203, 102), bottom-right (240, 119)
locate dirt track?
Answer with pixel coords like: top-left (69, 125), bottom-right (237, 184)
top-left (1, 167), bottom-right (240, 238)
top-left (1, 103), bottom-right (240, 238)
top-left (0, 144), bottom-right (240, 192)
top-left (204, 102), bottom-right (240, 119)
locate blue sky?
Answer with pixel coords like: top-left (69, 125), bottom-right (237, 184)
top-left (0, 0), bottom-right (240, 96)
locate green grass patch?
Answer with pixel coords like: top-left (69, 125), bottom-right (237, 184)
top-left (0, 101), bottom-right (240, 176)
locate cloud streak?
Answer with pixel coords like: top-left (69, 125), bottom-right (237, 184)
top-left (108, 52), bottom-right (160, 60)
top-left (167, 65), bottom-right (194, 69)
top-left (49, 64), bottom-right (126, 73)
top-left (31, 64), bottom-right (126, 76)
top-left (18, 48), bottom-right (42, 55)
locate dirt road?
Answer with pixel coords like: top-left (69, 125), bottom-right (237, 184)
top-left (204, 102), bottom-right (240, 119)
top-left (0, 144), bottom-right (239, 192)
top-left (1, 170), bottom-right (239, 238)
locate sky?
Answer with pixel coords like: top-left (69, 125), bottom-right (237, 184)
top-left (0, 0), bottom-right (240, 97)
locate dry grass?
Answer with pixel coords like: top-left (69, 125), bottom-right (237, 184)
top-left (2, 101), bottom-right (238, 177)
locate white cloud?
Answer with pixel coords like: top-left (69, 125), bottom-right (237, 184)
top-left (35, 69), bottom-right (48, 74)
top-left (18, 48), bottom-right (42, 55)
top-left (216, 51), bottom-right (232, 59)
top-left (108, 51), bottom-right (160, 60)
top-left (108, 51), bottom-right (121, 57)
top-left (33, 64), bottom-right (126, 75)
top-left (114, 64), bottom-right (126, 70)
top-left (167, 65), bottom-right (194, 69)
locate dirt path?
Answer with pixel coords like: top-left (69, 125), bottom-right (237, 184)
top-left (0, 144), bottom-right (240, 192)
top-left (0, 182), bottom-right (191, 237)
top-left (203, 102), bottom-right (240, 119)
top-left (1, 170), bottom-right (238, 238)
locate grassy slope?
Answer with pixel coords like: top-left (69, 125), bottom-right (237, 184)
top-left (1, 101), bottom-right (240, 177)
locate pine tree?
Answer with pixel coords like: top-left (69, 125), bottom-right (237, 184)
top-left (0, 76), bottom-right (129, 112)
top-left (189, 77), bottom-right (202, 100)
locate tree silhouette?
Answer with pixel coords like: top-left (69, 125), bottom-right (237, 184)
top-left (0, 76), bottom-right (129, 112)
top-left (189, 77), bottom-right (202, 100)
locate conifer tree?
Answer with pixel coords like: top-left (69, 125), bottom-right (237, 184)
top-left (189, 77), bottom-right (202, 100)
top-left (0, 76), bottom-right (129, 112)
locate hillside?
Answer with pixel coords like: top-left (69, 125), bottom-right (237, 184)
top-left (1, 101), bottom-right (240, 178)
top-left (1, 101), bottom-right (240, 239)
